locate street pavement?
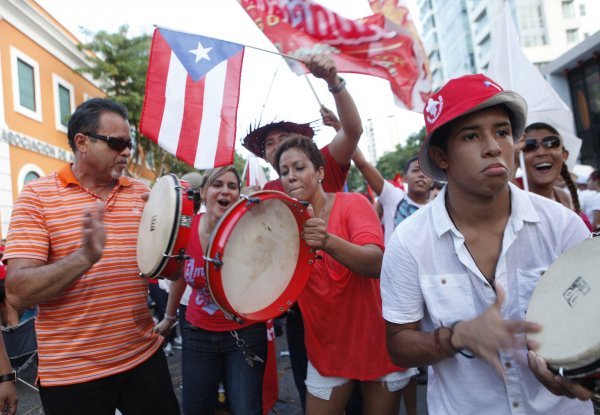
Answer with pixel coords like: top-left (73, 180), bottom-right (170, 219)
top-left (14, 323), bottom-right (428, 414)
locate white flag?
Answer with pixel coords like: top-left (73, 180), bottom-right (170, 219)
top-left (488, 6), bottom-right (581, 170)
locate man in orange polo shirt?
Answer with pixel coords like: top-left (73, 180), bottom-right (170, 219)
top-left (3, 98), bottom-right (180, 414)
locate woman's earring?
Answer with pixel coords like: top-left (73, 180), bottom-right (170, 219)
top-left (318, 178), bottom-right (323, 184)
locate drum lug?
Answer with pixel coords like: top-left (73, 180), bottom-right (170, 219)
top-left (185, 189), bottom-right (197, 200)
top-left (163, 248), bottom-right (190, 262)
top-left (309, 249), bottom-right (323, 263)
top-left (203, 253), bottom-right (223, 270)
top-left (241, 194), bottom-right (260, 207)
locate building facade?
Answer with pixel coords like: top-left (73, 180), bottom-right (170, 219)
top-left (0, 0), bottom-right (156, 239)
top-left (543, 32), bottom-right (600, 168)
top-left (417, 0), bottom-right (600, 90)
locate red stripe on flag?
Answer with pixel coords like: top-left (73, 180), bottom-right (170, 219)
top-left (175, 76), bottom-right (206, 165)
top-left (140, 30), bottom-right (171, 142)
top-left (213, 49), bottom-right (244, 167)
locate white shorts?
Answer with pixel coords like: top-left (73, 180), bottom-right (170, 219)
top-left (305, 361), bottom-right (418, 401)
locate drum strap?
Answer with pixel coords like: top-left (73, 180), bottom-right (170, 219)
top-left (230, 330), bottom-right (264, 367)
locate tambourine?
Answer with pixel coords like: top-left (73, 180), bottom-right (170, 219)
top-left (204, 191), bottom-right (316, 323)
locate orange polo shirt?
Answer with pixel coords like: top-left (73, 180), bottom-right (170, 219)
top-left (3, 164), bottom-right (162, 386)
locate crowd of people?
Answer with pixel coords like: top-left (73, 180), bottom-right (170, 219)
top-left (1, 53), bottom-right (599, 415)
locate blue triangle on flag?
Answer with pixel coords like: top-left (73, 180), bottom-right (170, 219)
top-left (158, 27), bottom-right (244, 82)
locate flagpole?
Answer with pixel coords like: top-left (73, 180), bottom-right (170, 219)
top-left (245, 44), bottom-right (323, 107)
top-left (244, 44), bottom-right (304, 63)
top-left (303, 75), bottom-right (323, 107)
top-left (241, 157), bottom-right (249, 185)
top-left (152, 25), bottom-right (323, 110)
top-left (152, 25), bottom-right (305, 62)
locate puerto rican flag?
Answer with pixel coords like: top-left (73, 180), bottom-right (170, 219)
top-left (141, 27), bottom-right (244, 169)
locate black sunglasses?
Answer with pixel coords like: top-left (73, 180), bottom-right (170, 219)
top-left (522, 135), bottom-right (561, 153)
top-left (85, 133), bottom-right (133, 152)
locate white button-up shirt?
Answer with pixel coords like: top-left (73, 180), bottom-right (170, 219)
top-left (381, 183), bottom-right (593, 415)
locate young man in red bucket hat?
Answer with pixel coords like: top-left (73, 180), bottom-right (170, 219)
top-left (380, 74), bottom-right (593, 414)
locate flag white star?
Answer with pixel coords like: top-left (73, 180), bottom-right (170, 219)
top-left (189, 42), bottom-right (212, 63)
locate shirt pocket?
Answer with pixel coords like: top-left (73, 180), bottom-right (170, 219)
top-left (517, 267), bottom-right (546, 320)
top-left (421, 273), bottom-right (476, 324)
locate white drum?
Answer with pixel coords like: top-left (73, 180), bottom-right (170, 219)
top-left (136, 174), bottom-right (195, 278)
top-left (526, 236), bottom-right (600, 392)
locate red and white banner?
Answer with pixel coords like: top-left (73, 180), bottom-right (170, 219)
top-left (241, 0), bottom-right (431, 111)
top-left (141, 27), bottom-right (244, 169)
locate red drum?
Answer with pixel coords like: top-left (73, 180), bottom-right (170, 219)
top-left (137, 174), bottom-right (196, 278)
top-left (526, 236), bottom-right (600, 396)
top-left (204, 191), bottom-right (316, 323)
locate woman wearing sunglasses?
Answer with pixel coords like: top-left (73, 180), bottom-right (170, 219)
top-left (518, 123), bottom-right (593, 230)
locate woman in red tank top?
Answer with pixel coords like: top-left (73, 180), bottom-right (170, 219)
top-left (274, 135), bottom-right (413, 415)
top-left (156, 166), bottom-right (267, 415)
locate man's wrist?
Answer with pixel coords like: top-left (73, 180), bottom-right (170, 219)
top-left (0, 370), bottom-right (16, 383)
top-left (450, 321), bottom-right (475, 359)
top-left (327, 77), bottom-right (346, 94)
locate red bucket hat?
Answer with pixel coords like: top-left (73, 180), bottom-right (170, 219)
top-left (241, 121), bottom-right (315, 159)
top-left (419, 74), bottom-right (527, 181)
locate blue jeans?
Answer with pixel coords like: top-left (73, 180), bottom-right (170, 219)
top-left (182, 321), bottom-right (267, 415)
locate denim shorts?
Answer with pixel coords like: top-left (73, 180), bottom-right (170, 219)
top-left (305, 360), bottom-right (418, 400)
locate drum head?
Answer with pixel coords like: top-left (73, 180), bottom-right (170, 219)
top-left (527, 237), bottom-right (600, 374)
top-left (206, 191), bottom-right (314, 322)
top-left (136, 174), bottom-right (181, 277)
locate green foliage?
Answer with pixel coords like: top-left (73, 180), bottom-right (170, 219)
top-left (375, 126), bottom-right (425, 179)
top-left (78, 26), bottom-right (149, 133)
top-left (346, 165), bottom-right (366, 192)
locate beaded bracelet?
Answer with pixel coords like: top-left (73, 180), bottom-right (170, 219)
top-left (434, 327), bottom-right (455, 358)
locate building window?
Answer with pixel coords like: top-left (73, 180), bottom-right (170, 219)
top-left (24, 171), bottom-right (40, 184)
top-left (10, 47), bottom-right (42, 122)
top-left (52, 74), bottom-right (75, 132)
top-left (566, 29), bottom-right (579, 43)
top-left (562, 0), bottom-right (575, 18)
top-left (17, 164), bottom-right (45, 192)
top-left (58, 85), bottom-right (70, 125)
top-left (579, 4), bottom-right (586, 16)
top-left (17, 59), bottom-right (35, 111)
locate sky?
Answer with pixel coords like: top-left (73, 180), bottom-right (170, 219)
top-left (36, 0), bottom-right (425, 165)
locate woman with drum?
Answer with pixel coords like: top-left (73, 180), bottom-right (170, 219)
top-left (274, 135), bottom-right (412, 414)
top-left (156, 166), bottom-right (267, 415)
top-left (517, 122), bottom-right (593, 230)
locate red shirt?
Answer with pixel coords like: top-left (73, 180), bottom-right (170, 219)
top-left (184, 213), bottom-right (254, 331)
top-left (298, 193), bottom-right (403, 379)
top-left (263, 144), bottom-right (349, 193)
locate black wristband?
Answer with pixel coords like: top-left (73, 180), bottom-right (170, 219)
top-left (0, 370), bottom-right (16, 383)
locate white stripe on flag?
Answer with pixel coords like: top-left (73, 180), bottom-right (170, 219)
top-left (157, 52), bottom-right (186, 154)
top-left (194, 59), bottom-right (228, 168)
